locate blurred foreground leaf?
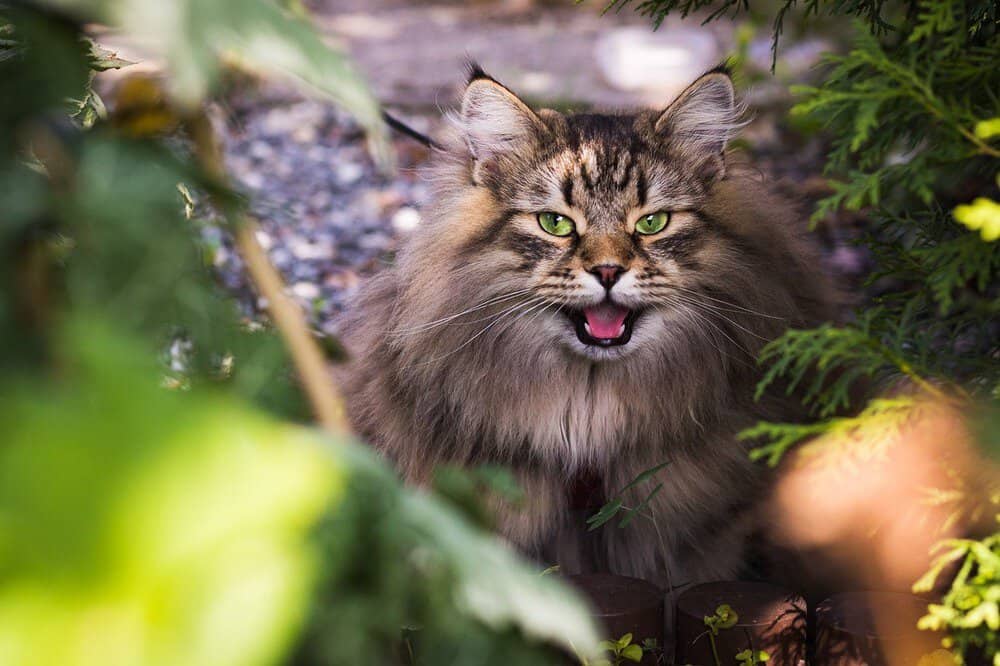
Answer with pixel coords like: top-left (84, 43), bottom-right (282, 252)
top-left (38, 0), bottom-right (389, 164)
top-left (0, 321), bottom-right (600, 666)
top-left (0, 319), bottom-right (342, 666)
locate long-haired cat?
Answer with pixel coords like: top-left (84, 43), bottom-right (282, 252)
top-left (338, 64), bottom-right (834, 590)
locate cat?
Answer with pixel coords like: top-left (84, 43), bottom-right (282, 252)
top-left (337, 64), bottom-right (835, 591)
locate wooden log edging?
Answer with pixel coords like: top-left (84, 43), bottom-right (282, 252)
top-left (566, 573), bottom-right (665, 664)
top-left (675, 581), bottom-right (807, 666)
top-left (564, 577), bottom-right (947, 665)
top-left (814, 591), bottom-right (940, 666)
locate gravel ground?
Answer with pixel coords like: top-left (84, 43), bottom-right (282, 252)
top-left (214, 99), bottom-right (433, 335)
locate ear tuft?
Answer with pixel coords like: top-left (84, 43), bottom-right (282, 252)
top-left (466, 61), bottom-right (493, 85)
top-left (654, 70), bottom-right (746, 161)
top-left (460, 73), bottom-right (543, 166)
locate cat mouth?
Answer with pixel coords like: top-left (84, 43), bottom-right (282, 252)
top-left (566, 302), bottom-right (640, 347)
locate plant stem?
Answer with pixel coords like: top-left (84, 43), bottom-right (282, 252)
top-left (186, 111), bottom-right (349, 435)
top-left (232, 219), bottom-right (349, 433)
top-left (709, 632), bottom-right (722, 666)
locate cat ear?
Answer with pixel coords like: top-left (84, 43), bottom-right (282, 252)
top-left (654, 68), bottom-right (744, 177)
top-left (460, 66), bottom-right (545, 168)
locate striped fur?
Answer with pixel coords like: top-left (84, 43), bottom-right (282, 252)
top-left (337, 67), bottom-right (834, 589)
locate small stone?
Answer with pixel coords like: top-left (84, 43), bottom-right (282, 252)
top-left (392, 206), bottom-right (421, 232)
top-left (213, 246), bottom-right (230, 266)
top-left (324, 270), bottom-right (360, 292)
top-left (336, 162), bottom-right (364, 186)
top-left (292, 124), bottom-right (318, 144)
top-left (289, 238), bottom-right (333, 261)
top-left (359, 231), bottom-right (391, 250)
top-left (249, 141), bottom-right (272, 161)
top-left (290, 281), bottom-right (321, 301)
top-left (254, 230), bottom-right (273, 250)
top-left (240, 171), bottom-right (265, 189)
top-left (269, 247), bottom-right (293, 268)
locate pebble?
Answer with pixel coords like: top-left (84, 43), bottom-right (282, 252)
top-left (255, 229), bottom-right (274, 250)
top-left (336, 162), bottom-right (365, 186)
top-left (291, 281), bottom-right (321, 301)
top-left (392, 206), bottom-right (421, 232)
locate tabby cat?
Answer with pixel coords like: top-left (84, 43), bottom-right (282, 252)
top-left (338, 65), bottom-right (834, 590)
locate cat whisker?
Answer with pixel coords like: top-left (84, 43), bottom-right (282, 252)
top-left (664, 284), bottom-right (786, 320)
top-left (666, 292), bottom-right (772, 343)
top-left (407, 296), bottom-right (546, 368)
top-left (667, 298), bottom-right (756, 364)
top-left (387, 287), bottom-right (534, 336)
top-left (445, 297), bottom-right (548, 356)
top-left (485, 298), bottom-right (557, 344)
top-left (639, 283), bottom-right (784, 321)
top-left (671, 304), bottom-right (740, 367)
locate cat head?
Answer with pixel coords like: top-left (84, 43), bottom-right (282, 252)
top-left (402, 65), bottom-right (809, 368)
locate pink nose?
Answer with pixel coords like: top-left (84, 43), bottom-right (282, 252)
top-left (588, 264), bottom-right (624, 289)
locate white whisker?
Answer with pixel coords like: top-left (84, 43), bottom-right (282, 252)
top-left (668, 292), bottom-right (771, 342)
top-left (665, 284), bottom-right (785, 320)
top-left (405, 296), bottom-right (545, 368)
top-left (388, 287), bottom-right (534, 336)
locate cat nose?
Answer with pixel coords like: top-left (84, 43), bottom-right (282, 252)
top-left (588, 264), bottom-right (625, 289)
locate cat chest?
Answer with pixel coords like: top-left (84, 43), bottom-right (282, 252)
top-left (504, 379), bottom-right (635, 468)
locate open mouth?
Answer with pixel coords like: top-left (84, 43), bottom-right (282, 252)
top-left (566, 302), bottom-right (640, 347)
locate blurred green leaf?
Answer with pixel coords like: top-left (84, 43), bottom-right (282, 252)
top-left (38, 0), bottom-right (390, 165)
top-left (622, 643), bottom-right (644, 662)
top-left (86, 39), bottom-right (133, 70)
top-left (0, 318), bottom-right (341, 666)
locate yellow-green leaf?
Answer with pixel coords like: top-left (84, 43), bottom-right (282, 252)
top-left (974, 118), bottom-right (1000, 140)
top-left (622, 643), bottom-right (644, 662)
top-left (953, 197), bottom-right (1000, 242)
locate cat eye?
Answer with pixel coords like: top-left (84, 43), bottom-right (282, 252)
top-left (537, 212), bottom-right (575, 237)
top-left (635, 211), bottom-right (671, 235)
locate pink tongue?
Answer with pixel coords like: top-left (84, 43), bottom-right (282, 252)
top-left (583, 303), bottom-right (629, 338)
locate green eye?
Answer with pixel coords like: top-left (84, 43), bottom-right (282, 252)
top-left (635, 211), bottom-right (670, 235)
top-left (537, 212), bottom-right (575, 236)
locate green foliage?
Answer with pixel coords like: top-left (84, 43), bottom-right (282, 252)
top-left (588, 633), bottom-right (645, 665)
top-left (300, 443), bottom-right (599, 666)
top-left (587, 461), bottom-right (671, 531)
top-left (913, 519), bottom-right (1000, 661)
top-left (752, 311), bottom-right (941, 419)
top-left (1, 3), bottom-right (599, 665)
top-left (616, 0), bottom-right (999, 662)
top-left (735, 649), bottom-right (770, 665)
top-left (704, 604), bottom-right (739, 635)
top-left (699, 605), bottom-right (740, 666)
top-left (743, 395), bottom-right (919, 466)
top-left (432, 464), bottom-right (526, 530)
top-left (0, 322), bottom-right (340, 666)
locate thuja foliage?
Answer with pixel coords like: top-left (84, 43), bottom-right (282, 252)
top-left (0, 3), bottom-right (598, 665)
top-left (613, 0), bottom-right (998, 661)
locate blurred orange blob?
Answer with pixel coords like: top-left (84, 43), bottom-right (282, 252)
top-left (771, 399), bottom-right (991, 590)
top-left (767, 397), bottom-right (998, 665)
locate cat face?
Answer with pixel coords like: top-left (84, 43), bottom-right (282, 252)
top-left (448, 66), bottom-right (750, 362)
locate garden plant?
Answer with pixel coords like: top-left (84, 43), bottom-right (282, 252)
top-left (608, 0), bottom-right (999, 662)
